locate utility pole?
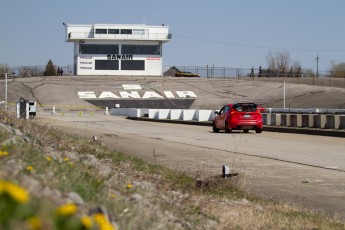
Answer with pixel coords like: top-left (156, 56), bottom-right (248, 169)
top-left (315, 55), bottom-right (319, 78)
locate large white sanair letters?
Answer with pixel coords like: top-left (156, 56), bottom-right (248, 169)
top-left (78, 91), bottom-right (197, 99)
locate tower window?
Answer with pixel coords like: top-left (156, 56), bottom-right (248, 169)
top-left (120, 29), bottom-right (132, 34)
top-left (95, 29), bottom-right (107, 34)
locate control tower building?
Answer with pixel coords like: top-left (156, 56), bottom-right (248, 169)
top-left (64, 23), bottom-right (171, 76)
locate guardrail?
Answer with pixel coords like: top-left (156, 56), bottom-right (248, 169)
top-left (266, 108), bottom-right (345, 114)
top-left (262, 113), bottom-right (345, 129)
top-left (110, 108), bottom-right (345, 130)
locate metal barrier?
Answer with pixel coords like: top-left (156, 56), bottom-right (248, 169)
top-left (164, 66), bottom-right (345, 88)
top-left (168, 65), bottom-right (325, 78)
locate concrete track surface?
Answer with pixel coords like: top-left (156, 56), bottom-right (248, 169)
top-left (38, 114), bottom-right (345, 222)
top-left (2, 76), bottom-right (345, 109)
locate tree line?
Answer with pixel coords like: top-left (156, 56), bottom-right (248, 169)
top-left (264, 50), bottom-right (345, 78)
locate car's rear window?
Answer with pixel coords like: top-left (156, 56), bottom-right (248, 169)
top-left (233, 103), bottom-right (257, 112)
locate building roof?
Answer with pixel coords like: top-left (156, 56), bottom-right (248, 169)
top-left (65, 23), bottom-right (171, 43)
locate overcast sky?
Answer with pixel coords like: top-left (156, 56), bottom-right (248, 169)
top-left (1, 0), bottom-right (344, 74)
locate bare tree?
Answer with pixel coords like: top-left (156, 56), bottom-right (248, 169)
top-left (266, 51), bottom-right (291, 77)
top-left (277, 51), bottom-right (290, 74)
top-left (329, 61), bottom-right (345, 78)
top-left (266, 51), bottom-right (276, 70)
top-left (292, 61), bottom-right (302, 77)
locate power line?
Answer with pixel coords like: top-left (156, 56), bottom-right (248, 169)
top-left (174, 34), bottom-right (345, 52)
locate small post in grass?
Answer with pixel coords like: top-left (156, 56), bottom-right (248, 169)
top-left (222, 165), bottom-right (231, 178)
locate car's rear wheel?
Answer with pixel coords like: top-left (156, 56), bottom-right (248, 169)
top-left (213, 121), bottom-right (219, 133)
top-left (255, 128), bottom-right (263, 133)
top-left (243, 130), bottom-right (249, 133)
top-left (225, 122), bottom-right (232, 133)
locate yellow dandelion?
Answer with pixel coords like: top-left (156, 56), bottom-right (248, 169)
top-left (27, 216), bottom-right (42, 230)
top-left (26, 166), bottom-right (33, 171)
top-left (93, 213), bottom-right (105, 223)
top-left (0, 180), bottom-right (30, 204)
top-left (0, 150), bottom-right (9, 157)
top-left (93, 213), bottom-right (115, 230)
top-left (46, 156), bottom-right (52, 162)
top-left (111, 193), bottom-right (116, 199)
top-left (55, 203), bottom-right (78, 216)
top-left (126, 183), bottom-right (132, 189)
top-left (80, 215), bottom-right (93, 229)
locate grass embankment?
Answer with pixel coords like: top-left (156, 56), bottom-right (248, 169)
top-left (0, 109), bottom-right (344, 229)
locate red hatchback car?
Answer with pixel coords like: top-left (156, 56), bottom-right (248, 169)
top-left (213, 103), bottom-right (264, 133)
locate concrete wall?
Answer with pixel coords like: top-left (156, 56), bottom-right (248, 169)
top-left (110, 108), bottom-right (345, 130)
top-left (262, 113), bottom-right (345, 130)
top-left (340, 115), bottom-right (345, 129)
top-left (170, 109), bottom-right (183, 120)
top-left (158, 109), bottom-right (170, 119)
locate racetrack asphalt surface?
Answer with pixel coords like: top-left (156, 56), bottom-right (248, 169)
top-left (37, 113), bottom-right (345, 222)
